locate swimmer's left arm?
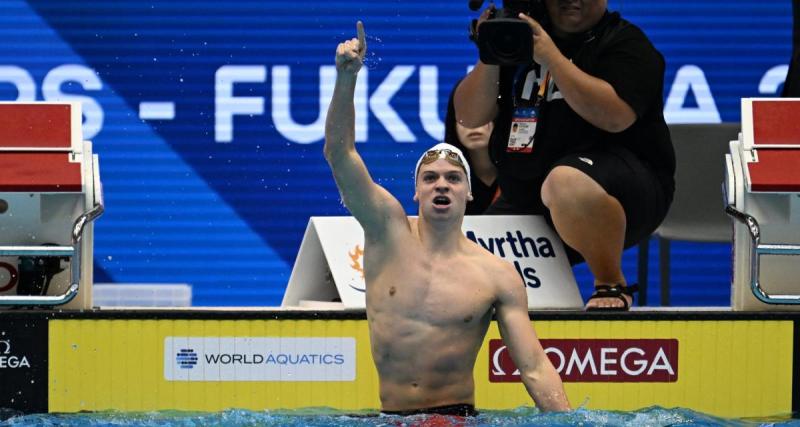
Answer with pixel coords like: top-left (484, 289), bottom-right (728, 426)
top-left (494, 264), bottom-right (571, 412)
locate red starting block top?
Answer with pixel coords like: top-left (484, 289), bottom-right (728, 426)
top-left (0, 152), bottom-right (82, 192)
top-left (747, 149), bottom-right (800, 192)
top-left (0, 104), bottom-right (72, 148)
top-left (0, 103), bottom-right (81, 192)
top-left (746, 100), bottom-right (800, 192)
top-left (753, 100), bottom-right (800, 146)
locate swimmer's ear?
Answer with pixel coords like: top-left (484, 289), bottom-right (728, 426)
top-left (413, 191), bottom-right (419, 203)
top-left (467, 191), bottom-right (474, 202)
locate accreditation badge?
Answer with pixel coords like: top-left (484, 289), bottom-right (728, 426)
top-left (507, 106), bottom-right (538, 153)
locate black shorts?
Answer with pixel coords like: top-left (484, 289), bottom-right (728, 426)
top-left (381, 403), bottom-right (478, 417)
top-left (486, 146), bottom-right (671, 265)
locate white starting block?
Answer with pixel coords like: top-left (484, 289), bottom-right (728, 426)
top-left (282, 216), bottom-right (583, 310)
top-left (726, 98), bottom-right (800, 309)
top-left (0, 102), bottom-right (103, 309)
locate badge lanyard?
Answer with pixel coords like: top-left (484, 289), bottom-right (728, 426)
top-left (507, 65), bottom-right (549, 154)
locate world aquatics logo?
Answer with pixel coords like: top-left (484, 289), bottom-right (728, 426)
top-left (176, 348), bottom-right (198, 370)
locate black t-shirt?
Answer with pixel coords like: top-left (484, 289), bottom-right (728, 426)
top-left (447, 11), bottom-right (675, 212)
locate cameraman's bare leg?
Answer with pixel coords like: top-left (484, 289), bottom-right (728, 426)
top-left (541, 166), bottom-right (631, 309)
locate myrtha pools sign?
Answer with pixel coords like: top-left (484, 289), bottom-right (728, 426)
top-left (164, 337), bottom-right (356, 381)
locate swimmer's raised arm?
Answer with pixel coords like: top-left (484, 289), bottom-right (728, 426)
top-left (324, 22), bottom-right (406, 236)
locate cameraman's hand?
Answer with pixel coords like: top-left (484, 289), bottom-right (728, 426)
top-left (518, 14), bottom-right (561, 68)
top-left (335, 21), bottom-right (367, 76)
top-left (476, 4), bottom-right (496, 30)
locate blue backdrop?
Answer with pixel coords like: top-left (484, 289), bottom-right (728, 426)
top-left (0, 0), bottom-right (791, 306)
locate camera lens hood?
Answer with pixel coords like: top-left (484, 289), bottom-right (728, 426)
top-left (477, 17), bottom-right (533, 65)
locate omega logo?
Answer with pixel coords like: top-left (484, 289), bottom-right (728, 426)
top-left (0, 339), bottom-right (31, 369)
top-left (489, 338), bottom-right (679, 383)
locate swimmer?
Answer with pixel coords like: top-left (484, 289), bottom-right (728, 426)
top-left (323, 21), bottom-right (570, 414)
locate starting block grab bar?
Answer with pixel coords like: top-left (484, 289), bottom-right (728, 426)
top-left (726, 204), bottom-right (800, 304)
top-left (0, 191), bottom-right (104, 307)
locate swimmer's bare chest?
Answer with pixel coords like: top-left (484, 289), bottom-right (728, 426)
top-left (364, 243), bottom-right (496, 341)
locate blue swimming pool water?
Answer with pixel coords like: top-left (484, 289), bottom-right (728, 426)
top-left (1, 406), bottom-right (799, 427)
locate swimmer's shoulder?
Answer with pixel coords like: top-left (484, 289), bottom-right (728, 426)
top-left (463, 236), bottom-right (520, 283)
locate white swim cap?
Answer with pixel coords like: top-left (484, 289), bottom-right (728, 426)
top-left (414, 142), bottom-right (471, 191)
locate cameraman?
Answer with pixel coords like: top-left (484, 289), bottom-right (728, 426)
top-left (452, 0), bottom-right (674, 310)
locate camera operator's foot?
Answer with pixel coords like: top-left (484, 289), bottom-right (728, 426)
top-left (585, 283), bottom-right (638, 311)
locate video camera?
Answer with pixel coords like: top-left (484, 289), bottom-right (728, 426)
top-left (469, 0), bottom-right (545, 65)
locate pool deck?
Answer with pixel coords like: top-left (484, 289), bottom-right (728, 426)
top-left (2, 305), bottom-right (798, 319)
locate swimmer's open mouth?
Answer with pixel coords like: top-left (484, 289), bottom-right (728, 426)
top-left (433, 196), bottom-right (451, 206)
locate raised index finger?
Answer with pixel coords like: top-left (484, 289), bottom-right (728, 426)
top-left (356, 21), bottom-right (366, 53)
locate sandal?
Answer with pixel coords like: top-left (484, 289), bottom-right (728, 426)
top-left (585, 283), bottom-right (639, 311)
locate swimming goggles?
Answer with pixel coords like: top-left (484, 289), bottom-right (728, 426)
top-left (419, 148), bottom-right (468, 174)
